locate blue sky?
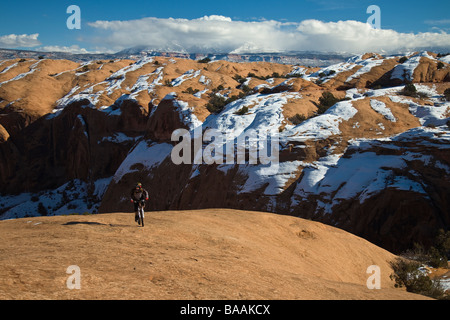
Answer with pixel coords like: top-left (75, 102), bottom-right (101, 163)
top-left (1, 0), bottom-right (449, 54)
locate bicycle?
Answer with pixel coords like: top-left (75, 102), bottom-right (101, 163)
top-left (135, 200), bottom-right (145, 227)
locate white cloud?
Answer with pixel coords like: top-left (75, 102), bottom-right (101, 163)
top-left (37, 45), bottom-right (109, 54)
top-left (0, 33), bottom-right (41, 48)
top-left (86, 16), bottom-right (450, 54)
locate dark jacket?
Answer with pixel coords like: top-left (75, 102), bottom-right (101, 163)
top-left (130, 187), bottom-right (149, 202)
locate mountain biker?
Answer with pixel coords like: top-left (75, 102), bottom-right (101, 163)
top-left (130, 182), bottom-right (149, 222)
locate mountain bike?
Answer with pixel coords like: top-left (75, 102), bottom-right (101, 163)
top-left (136, 200), bottom-right (145, 227)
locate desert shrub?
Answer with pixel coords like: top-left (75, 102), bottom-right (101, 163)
top-left (233, 74), bottom-right (246, 84)
top-left (401, 230), bottom-right (450, 268)
top-left (289, 113), bottom-right (307, 125)
top-left (206, 91), bottom-right (249, 114)
top-left (403, 83), bottom-right (417, 97)
top-left (182, 87), bottom-right (199, 95)
top-left (197, 57), bottom-right (211, 63)
top-left (239, 84), bottom-right (252, 94)
top-left (399, 56), bottom-right (408, 64)
top-left (235, 106), bottom-right (249, 115)
top-left (390, 258), bottom-right (446, 299)
top-left (433, 229), bottom-right (450, 264)
top-left (444, 88), bottom-right (450, 101)
top-left (37, 202), bottom-right (48, 216)
top-left (317, 91), bottom-right (340, 114)
top-left (271, 72), bottom-right (280, 78)
top-left (206, 95), bottom-right (228, 114)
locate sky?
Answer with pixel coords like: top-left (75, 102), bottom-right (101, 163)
top-left (1, 0), bottom-right (450, 54)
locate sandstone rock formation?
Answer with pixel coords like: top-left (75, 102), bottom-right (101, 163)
top-left (0, 52), bottom-right (449, 254)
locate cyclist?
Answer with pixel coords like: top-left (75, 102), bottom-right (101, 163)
top-left (130, 182), bottom-right (149, 223)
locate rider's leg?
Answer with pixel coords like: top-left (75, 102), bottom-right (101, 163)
top-left (134, 202), bottom-right (139, 221)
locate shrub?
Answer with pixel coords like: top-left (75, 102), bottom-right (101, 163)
top-left (389, 258), bottom-right (446, 299)
top-left (403, 83), bottom-right (417, 97)
top-left (182, 87), bottom-right (200, 95)
top-left (271, 72), bottom-right (280, 78)
top-left (233, 74), bottom-right (246, 84)
top-left (206, 95), bottom-right (228, 114)
top-left (437, 61), bottom-right (445, 70)
top-left (239, 84), bottom-right (252, 94)
top-left (317, 91), bottom-right (340, 114)
top-left (37, 202), bottom-right (48, 216)
top-left (197, 57), bottom-right (211, 63)
top-left (399, 56), bottom-right (408, 64)
top-left (235, 106), bottom-right (249, 115)
top-left (289, 113), bottom-right (307, 125)
top-left (444, 88), bottom-right (450, 101)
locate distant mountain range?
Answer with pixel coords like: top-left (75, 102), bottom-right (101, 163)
top-left (0, 47), bottom-right (351, 67)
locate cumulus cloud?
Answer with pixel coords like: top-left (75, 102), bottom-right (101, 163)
top-left (86, 16), bottom-right (450, 54)
top-left (0, 33), bottom-right (41, 48)
top-left (37, 45), bottom-right (111, 54)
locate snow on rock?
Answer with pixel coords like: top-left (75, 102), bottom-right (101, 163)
top-left (171, 69), bottom-right (201, 87)
top-left (370, 99), bottom-right (397, 122)
top-left (0, 178), bottom-right (113, 220)
top-left (0, 60), bottom-right (41, 87)
top-left (390, 52), bottom-right (434, 82)
top-left (113, 141), bottom-right (173, 183)
top-left (284, 100), bottom-right (358, 142)
top-left (291, 125), bottom-right (450, 214)
top-left (345, 56), bottom-right (384, 83)
top-left (439, 55), bottom-right (450, 64)
top-left (203, 92), bottom-right (302, 140)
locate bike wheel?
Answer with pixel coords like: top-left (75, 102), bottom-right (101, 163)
top-left (139, 207), bottom-right (144, 227)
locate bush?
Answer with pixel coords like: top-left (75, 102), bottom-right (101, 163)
top-left (197, 57), bottom-right (211, 63)
top-left (37, 202), bottom-right (48, 216)
top-left (403, 83), bottom-right (417, 97)
top-left (271, 72), bottom-right (280, 78)
top-left (289, 113), bottom-right (307, 125)
top-left (235, 106), bottom-right (249, 115)
top-left (233, 74), bottom-right (246, 84)
top-left (317, 91), bottom-right (340, 114)
top-left (206, 95), bottom-right (228, 114)
top-left (444, 88), bottom-right (450, 101)
top-left (182, 87), bottom-right (200, 95)
top-left (390, 258), bottom-right (446, 299)
top-left (437, 61), bottom-right (445, 70)
top-left (399, 56), bottom-right (408, 64)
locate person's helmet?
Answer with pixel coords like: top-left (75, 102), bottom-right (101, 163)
top-left (136, 182), bottom-right (142, 189)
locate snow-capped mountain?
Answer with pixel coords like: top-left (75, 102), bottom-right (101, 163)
top-left (0, 50), bottom-right (449, 253)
